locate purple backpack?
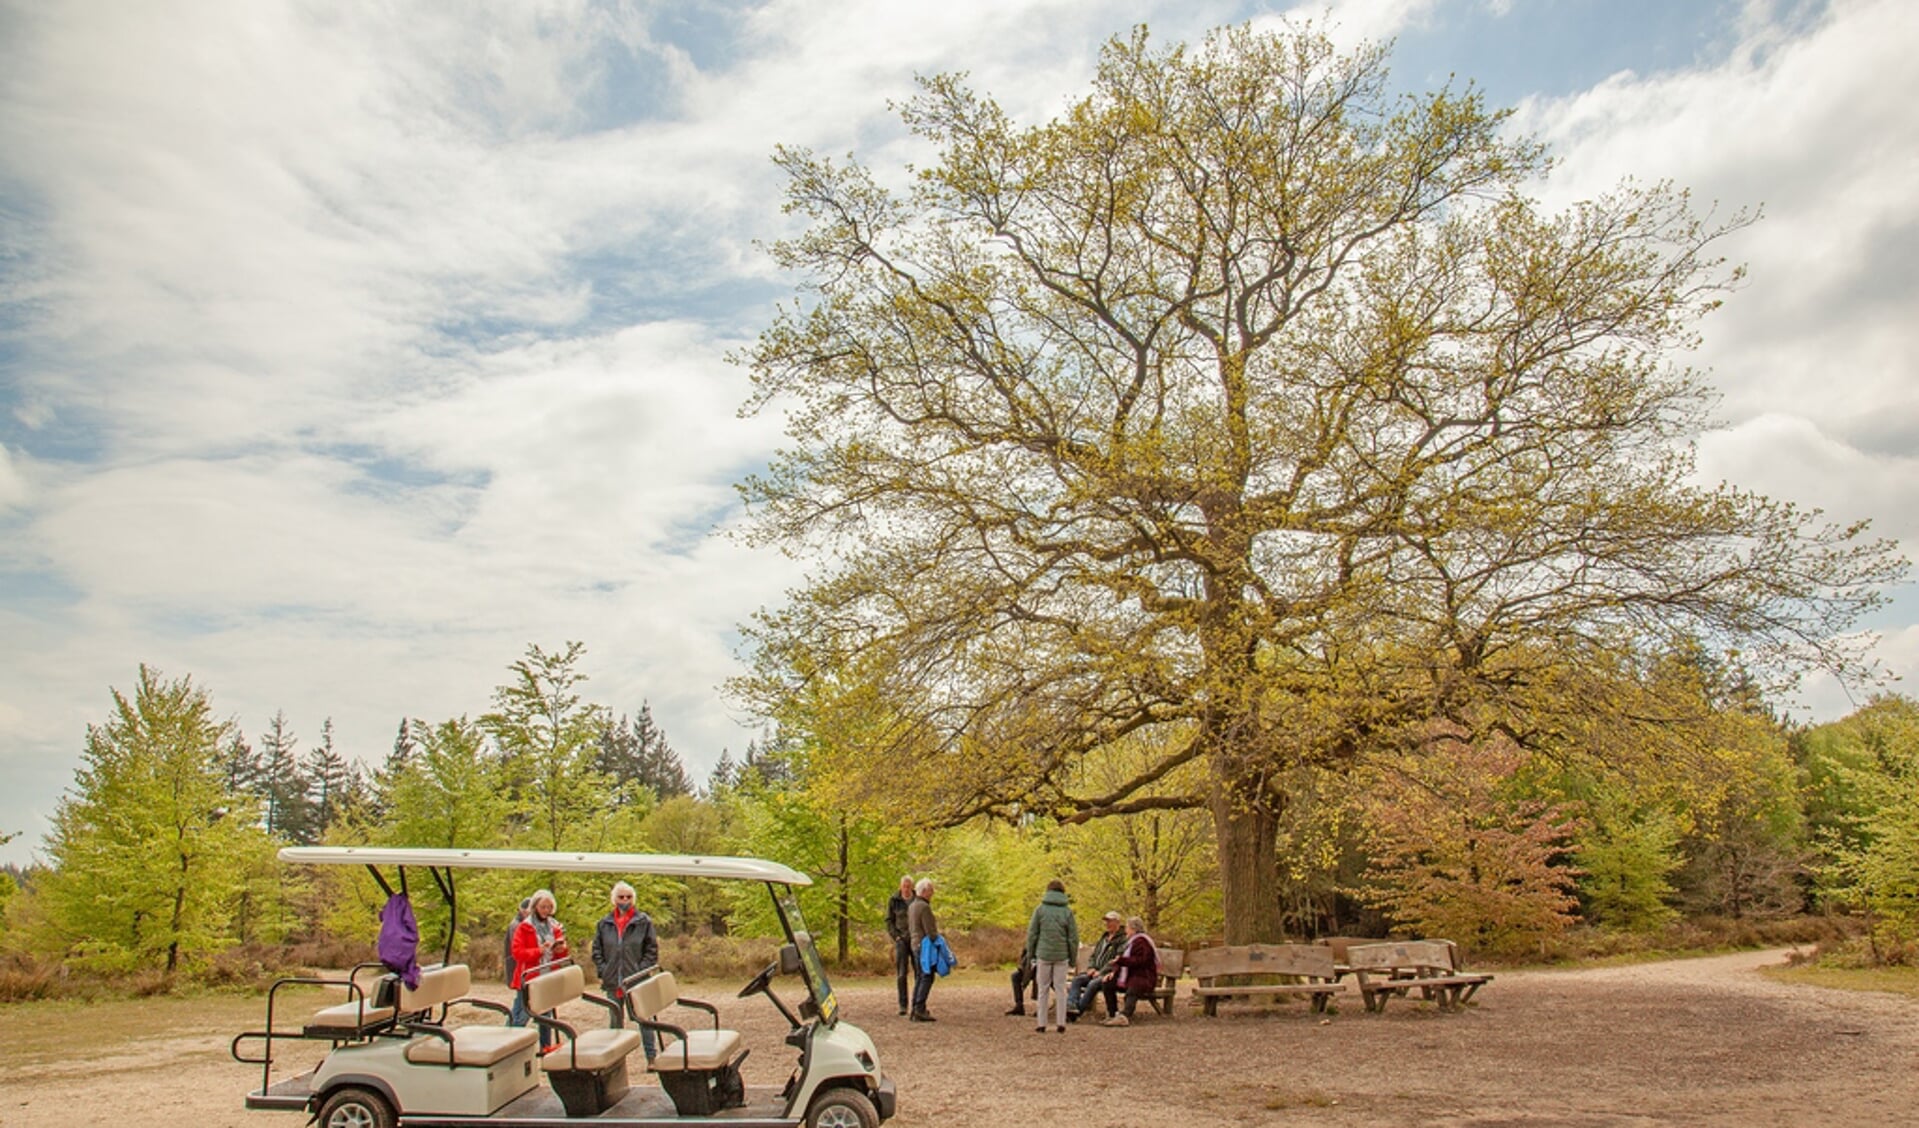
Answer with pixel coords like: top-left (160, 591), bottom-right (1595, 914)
top-left (377, 893), bottom-right (421, 989)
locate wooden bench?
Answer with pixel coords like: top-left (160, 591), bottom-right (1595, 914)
top-left (1345, 940), bottom-right (1492, 1013)
top-left (1187, 944), bottom-right (1346, 1016)
top-left (1314, 935), bottom-right (1370, 972)
top-left (1150, 948), bottom-right (1183, 1017)
top-left (1073, 943), bottom-right (1184, 1017)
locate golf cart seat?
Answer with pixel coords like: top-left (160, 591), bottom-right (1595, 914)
top-left (524, 964), bottom-right (644, 1116)
top-left (629, 970), bottom-right (747, 1115)
top-left (306, 961), bottom-right (467, 1037)
top-left (400, 964), bottom-right (540, 1066)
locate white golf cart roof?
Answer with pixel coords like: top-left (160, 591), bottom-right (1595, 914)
top-left (279, 846), bottom-right (811, 886)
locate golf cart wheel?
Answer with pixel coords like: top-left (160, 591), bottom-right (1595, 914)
top-left (317, 1087), bottom-right (396, 1128)
top-left (806, 1087), bottom-right (879, 1128)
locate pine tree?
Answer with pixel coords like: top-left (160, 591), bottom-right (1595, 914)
top-left (599, 703), bottom-right (693, 803)
top-left (257, 711), bottom-right (316, 843)
top-left (305, 718), bottom-right (353, 835)
top-left (708, 749), bottom-right (738, 793)
top-left (213, 732), bottom-right (263, 797)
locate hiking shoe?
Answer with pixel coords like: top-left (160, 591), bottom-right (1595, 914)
top-left (1100, 1015), bottom-right (1129, 1027)
top-left (910, 1011), bottom-right (937, 1022)
top-left (1005, 1007), bottom-right (1024, 1016)
top-left (1055, 1026), bottom-right (1066, 1033)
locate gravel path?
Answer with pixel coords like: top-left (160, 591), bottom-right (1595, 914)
top-left (9, 948), bottom-right (1914, 1126)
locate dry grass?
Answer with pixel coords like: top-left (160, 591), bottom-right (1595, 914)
top-left (0, 987), bottom-right (325, 1073)
top-left (1763, 961), bottom-right (1919, 998)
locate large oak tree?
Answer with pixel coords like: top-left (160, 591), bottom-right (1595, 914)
top-left (736, 26), bottom-right (1904, 942)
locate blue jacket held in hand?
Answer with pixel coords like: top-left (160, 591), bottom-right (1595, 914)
top-left (918, 934), bottom-right (956, 977)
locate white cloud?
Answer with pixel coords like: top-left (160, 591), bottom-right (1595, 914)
top-left (0, 442), bottom-right (28, 510)
top-left (3, 0), bottom-right (1916, 863)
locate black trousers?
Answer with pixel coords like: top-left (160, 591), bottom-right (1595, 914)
top-left (893, 936), bottom-right (911, 1010)
top-left (911, 960), bottom-right (936, 1012)
top-left (1010, 960), bottom-right (1037, 1008)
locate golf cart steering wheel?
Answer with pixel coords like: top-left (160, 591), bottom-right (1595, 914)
top-left (738, 960), bottom-right (779, 999)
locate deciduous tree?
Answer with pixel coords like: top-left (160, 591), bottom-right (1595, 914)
top-left (1360, 736), bottom-right (1583, 957)
top-left (36, 666), bottom-right (277, 973)
top-left (483, 643), bottom-right (645, 919)
top-left (737, 24), bottom-right (1903, 941)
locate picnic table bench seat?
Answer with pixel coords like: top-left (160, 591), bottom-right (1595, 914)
top-left (1344, 940), bottom-right (1492, 1013)
top-left (1187, 944), bottom-right (1346, 1016)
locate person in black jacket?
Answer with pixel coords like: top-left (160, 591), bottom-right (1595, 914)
top-left (886, 875), bottom-right (914, 1016)
top-left (591, 881), bottom-right (660, 1060)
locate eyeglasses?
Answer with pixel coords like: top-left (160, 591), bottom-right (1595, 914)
top-left (616, 896), bottom-right (634, 902)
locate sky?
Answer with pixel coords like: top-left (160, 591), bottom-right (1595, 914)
top-left (2, 0), bottom-right (1914, 866)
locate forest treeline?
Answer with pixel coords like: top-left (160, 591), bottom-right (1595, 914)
top-left (3, 639), bottom-right (1917, 995)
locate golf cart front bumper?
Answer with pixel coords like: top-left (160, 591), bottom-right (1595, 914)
top-left (875, 1078), bottom-right (897, 1120)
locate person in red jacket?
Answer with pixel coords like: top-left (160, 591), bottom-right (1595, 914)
top-left (1100, 917), bottom-right (1158, 1027)
top-left (511, 888), bottom-right (568, 1051)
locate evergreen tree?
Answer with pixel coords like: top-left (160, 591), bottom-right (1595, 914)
top-left (389, 716), bottom-right (417, 771)
top-left (305, 718), bottom-right (354, 835)
top-left (257, 710), bottom-right (316, 843)
top-left (599, 704), bottom-right (693, 802)
top-left (366, 717), bottom-right (420, 823)
top-left (708, 748), bottom-right (738, 793)
top-left (213, 732), bottom-right (262, 797)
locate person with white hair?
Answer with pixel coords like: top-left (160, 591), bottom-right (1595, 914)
top-left (906, 877), bottom-right (942, 1021)
top-left (886, 875), bottom-right (916, 1016)
top-left (592, 880), bottom-right (660, 1061)
top-left (510, 889), bottom-right (568, 1051)
top-left (1100, 916), bottom-right (1160, 1027)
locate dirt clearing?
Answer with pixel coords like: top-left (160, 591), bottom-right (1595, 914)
top-left (5, 949), bottom-right (1914, 1126)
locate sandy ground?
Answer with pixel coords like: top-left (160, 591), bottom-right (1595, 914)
top-left (6, 949), bottom-right (1916, 1127)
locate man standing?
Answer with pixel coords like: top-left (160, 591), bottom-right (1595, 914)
top-left (885, 875), bottom-right (915, 1016)
top-left (906, 878), bottom-right (941, 1021)
top-left (1067, 910), bottom-right (1125, 1021)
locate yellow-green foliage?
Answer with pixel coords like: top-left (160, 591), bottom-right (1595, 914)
top-left (32, 667), bottom-right (290, 974)
top-left (1813, 696), bottom-right (1919, 955)
top-left (1574, 788), bottom-right (1681, 933)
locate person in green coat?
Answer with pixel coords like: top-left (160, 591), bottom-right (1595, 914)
top-left (1022, 879), bottom-right (1080, 1033)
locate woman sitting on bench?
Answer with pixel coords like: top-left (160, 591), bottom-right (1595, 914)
top-left (1100, 917), bottom-right (1158, 1028)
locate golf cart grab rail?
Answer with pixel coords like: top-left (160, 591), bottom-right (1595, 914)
top-left (276, 846), bottom-right (812, 885)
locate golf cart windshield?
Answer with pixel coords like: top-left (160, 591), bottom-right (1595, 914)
top-left (770, 886), bottom-right (838, 1027)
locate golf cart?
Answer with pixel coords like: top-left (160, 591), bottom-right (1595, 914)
top-left (231, 847), bottom-right (895, 1128)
